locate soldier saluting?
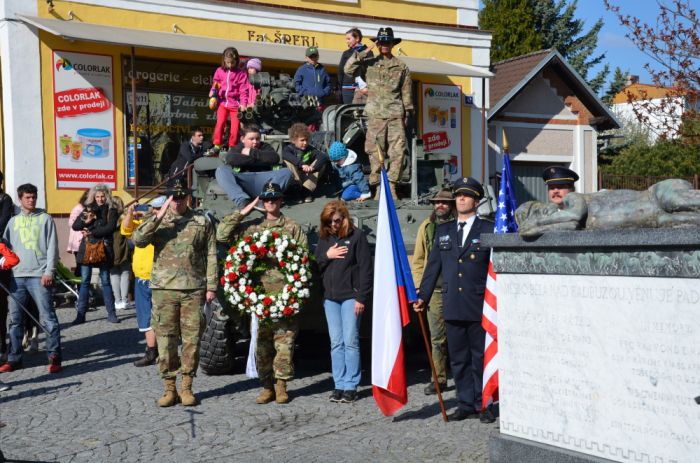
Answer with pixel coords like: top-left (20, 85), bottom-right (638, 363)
top-left (217, 182), bottom-right (307, 404)
top-left (133, 179), bottom-right (217, 407)
top-left (344, 26), bottom-right (413, 199)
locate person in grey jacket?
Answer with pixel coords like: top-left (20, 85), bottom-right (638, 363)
top-left (0, 183), bottom-right (62, 374)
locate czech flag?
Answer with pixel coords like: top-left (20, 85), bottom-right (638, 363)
top-left (372, 169), bottom-right (417, 416)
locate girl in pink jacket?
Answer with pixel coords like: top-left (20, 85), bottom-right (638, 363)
top-left (210, 47), bottom-right (250, 149)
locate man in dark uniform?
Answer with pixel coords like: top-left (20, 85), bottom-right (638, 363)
top-left (542, 165), bottom-right (578, 207)
top-left (414, 177), bottom-right (496, 423)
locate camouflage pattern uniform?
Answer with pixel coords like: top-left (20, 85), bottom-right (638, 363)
top-left (412, 217), bottom-right (451, 385)
top-left (345, 48), bottom-right (413, 185)
top-left (217, 211), bottom-right (308, 382)
top-left (133, 208), bottom-right (217, 379)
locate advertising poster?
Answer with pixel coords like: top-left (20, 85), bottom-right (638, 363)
top-left (421, 83), bottom-right (462, 181)
top-left (53, 51), bottom-right (116, 189)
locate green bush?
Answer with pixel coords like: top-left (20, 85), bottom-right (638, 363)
top-left (601, 141), bottom-right (700, 177)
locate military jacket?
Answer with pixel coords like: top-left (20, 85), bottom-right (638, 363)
top-left (344, 49), bottom-right (413, 119)
top-left (216, 212), bottom-right (308, 293)
top-left (132, 208), bottom-right (217, 291)
top-left (418, 216), bottom-right (493, 322)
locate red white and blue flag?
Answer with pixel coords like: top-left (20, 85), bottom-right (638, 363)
top-left (482, 152), bottom-right (519, 410)
top-left (372, 169), bottom-right (416, 416)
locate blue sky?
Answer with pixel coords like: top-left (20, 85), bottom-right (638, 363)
top-left (577, 0), bottom-right (668, 88)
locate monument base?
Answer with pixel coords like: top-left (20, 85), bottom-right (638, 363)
top-left (490, 434), bottom-right (617, 463)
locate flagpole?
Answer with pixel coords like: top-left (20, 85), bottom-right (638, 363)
top-left (417, 312), bottom-right (449, 422)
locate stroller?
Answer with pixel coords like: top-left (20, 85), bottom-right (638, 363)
top-left (53, 261), bottom-right (81, 308)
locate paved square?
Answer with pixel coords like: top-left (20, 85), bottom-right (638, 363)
top-left (0, 307), bottom-right (497, 462)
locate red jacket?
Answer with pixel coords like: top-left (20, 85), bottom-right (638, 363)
top-left (0, 242), bottom-right (20, 270)
top-left (212, 67), bottom-right (250, 109)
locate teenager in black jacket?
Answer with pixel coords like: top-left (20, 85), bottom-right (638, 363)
top-left (314, 200), bottom-right (372, 403)
top-left (71, 184), bottom-right (120, 325)
top-left (338, 28), bottom-right (372, 104)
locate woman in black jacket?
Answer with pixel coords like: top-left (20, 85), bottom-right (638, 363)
top-left (315, 200), bottom-right (372, 403)
top-left (71, 184), bottom-right (119, 325)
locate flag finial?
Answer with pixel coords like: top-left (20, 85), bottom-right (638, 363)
top-left (502, 129), bottom-right (509, 153)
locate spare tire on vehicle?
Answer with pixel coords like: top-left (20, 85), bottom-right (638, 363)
top-left (199, 299), bottom-right (237, 375)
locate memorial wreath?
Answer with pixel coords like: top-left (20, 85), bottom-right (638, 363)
top-left (221, 230), bottom-right (311, 323)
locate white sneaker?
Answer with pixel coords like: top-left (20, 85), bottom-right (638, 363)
top-left (115, 301), bottom-right (126, 311)
top-left (0, 381), bottom-right (10, 392)
top-left (358, 192), bottom-right (372, 200)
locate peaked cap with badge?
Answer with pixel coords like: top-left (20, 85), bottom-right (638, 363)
top-left (260, 181), bottom-right (283, 200)
top-left (371, 27), bottom-right (402, 45)
top-left (542, 166), bottom-right (579, 186)
top-left (452, 177), bottom-right (484, 200)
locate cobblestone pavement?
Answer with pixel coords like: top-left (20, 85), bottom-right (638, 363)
top-left (0, 306), bottom-right (498, 463)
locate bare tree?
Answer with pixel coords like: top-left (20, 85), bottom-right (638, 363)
top-left (605, 0), bottom-right (699, 144)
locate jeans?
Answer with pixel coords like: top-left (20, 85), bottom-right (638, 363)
top-left (134, 278), bottom-right (152, 332)
top-left (109, 264), bottom-right (131, 304)
top-left (77, 264), bottom-right (116, 318)
top-left (215, 165), bottom-right (292, 208)
top-left (324, 298), bottom-right (361, 391)
top-left (7, 277), bottom-right (62, 363)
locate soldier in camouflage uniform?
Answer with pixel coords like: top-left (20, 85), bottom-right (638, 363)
top-left (345, 26), bottom-right (413, 199)
top-left (216, 181), bottom-right (308, 404)
top-left (133, 180), bottom-right (217, 407)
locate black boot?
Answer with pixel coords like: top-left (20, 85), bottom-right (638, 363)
top-left (133, 347), bottom-right (158, 367)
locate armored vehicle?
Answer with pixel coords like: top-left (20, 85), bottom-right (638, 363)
top-left (195, 72), bottom-right (496, 374)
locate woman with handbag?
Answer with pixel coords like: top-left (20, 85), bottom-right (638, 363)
top-left (71, 184), bottom-right (120, 325)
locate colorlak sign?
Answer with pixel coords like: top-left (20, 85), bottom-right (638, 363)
top-left (53, 51), bottom-right (116, 189)
top-left (421, 84), bottom-right (462, 181)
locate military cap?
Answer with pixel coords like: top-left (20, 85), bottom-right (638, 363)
top-left (371, 27), bottom-right (402, 45)
top-left (452, 177), bottom-right (484, 200)
top-left (163, 178), bottom-right (193, 199)
top-left (542, 166), bottom-right (579, 186)
top-left (429, 189), bottom-right (455, 202)
top-left (260, 181), bottom-right (283, 200)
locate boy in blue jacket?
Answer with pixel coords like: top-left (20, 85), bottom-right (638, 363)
top-left (328, 142), bottom-right (371, 202)
top-left (294, 47), bottom-right (332, 103)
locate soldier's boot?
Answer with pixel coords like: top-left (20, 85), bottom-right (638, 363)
top-left (275, 379), bottom-right (289, 404)
top-left (180, 375), bottom-right (198, 406)
top-left (133, 347), bottom-right (158, 367)
top-left (255, 379), bottom-right (276, 404)
top-left (157, 378), bottom-right (179, 407)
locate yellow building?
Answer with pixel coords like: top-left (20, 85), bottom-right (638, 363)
top-left (0, 0), bottom-right (491, 222)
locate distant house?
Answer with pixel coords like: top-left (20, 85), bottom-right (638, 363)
top-left (487, 49), bottom-right (620, 204)
top-left (612, 75), bottom-right (698, 142)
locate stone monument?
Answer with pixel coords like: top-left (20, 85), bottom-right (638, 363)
top-left (482, 227), bottom-right (700, 463)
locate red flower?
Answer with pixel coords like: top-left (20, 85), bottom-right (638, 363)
top-left (244, 236), bottom-right (252, 243)
top-left (226, 272), bottom-right (238, 282)
top-left (238, 264), bottom-right (248, 274)
top-left (302, 256), bottom-right (308, 264)
top-left (272, 231), bottom-right (280, 239)
top-left (263, 309), bottom-right (270, 317)
top-left (283, 307), bottom-right (294, 316)
top-left (225, 261), bottom-right (232, 269)
top-left (279, 261), bottom-right (286, 268)
top-left (220, 276), bottom-right (225, 285)
top-left (229, 246), bottom-right (236, 254)
top-left (293, 273), bottom-right (300, 281)
top-left (262, 297), bottom-right (273, 306)
top-left (245, 285), bottom-right (253, 294)
top-left (250, 243), bottom-right (258, 252)
top-left (287, 285), bottom-right (293, 291)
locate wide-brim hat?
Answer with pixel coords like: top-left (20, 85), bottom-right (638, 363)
top-left (260, 181), bottom-right (283, 200)
top-left (452, 177), bottom-right (484, 200)
top-left (371, 27), bottom-right (402, 45)
top-left (542, 166), bottom-right (579, 186)
top-left (429, 189), bottom-right (455, 202)
top-left (163, 178), bottom-right (193, 199)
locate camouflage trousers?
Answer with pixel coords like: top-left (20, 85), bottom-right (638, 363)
top-left (151, 289), bottom-right (205, 379)
top-left (427, 293), bottom-right (448, 384)
top-left (256, 317), bottom-right (298, 383)
top-left (365, 117), bottom-right (407, 185)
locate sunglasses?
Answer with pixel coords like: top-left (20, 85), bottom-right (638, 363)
top-left (330, 218), bottom-right (343, 224)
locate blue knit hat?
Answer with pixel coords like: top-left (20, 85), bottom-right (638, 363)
top-left (328, 141), bottom-right (348, 162)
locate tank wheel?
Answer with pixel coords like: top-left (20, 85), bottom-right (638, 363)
top-left (199, 299), bottom-right (236, 375)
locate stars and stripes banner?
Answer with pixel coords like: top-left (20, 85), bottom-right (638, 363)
top-left (482, 153), bottom-right (518, 410)
top-left (372, 169), bottom-right (416, 416)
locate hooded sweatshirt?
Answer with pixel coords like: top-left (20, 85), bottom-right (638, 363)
top-left (3, 208), bottom-right (58, 277)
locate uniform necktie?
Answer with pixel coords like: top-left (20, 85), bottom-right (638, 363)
top-left (458, 221), bottom-right (466, 247)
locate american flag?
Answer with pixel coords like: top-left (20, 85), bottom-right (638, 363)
top-left (482, 152), bottom-right (518, 410)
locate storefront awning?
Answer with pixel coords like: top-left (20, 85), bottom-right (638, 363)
top-left (19, 15), bottom-right (492, 79)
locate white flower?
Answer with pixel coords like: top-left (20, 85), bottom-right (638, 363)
top-left (250, 293), bottom-right (258, 303)
top-left (300, 268), bottom-right (306, 275)
top-left (239, 278), bottom-right (247, 286)
top-left (291, 263), bottom-right (299, 271)
top-left (293, 255), bottom-right (299, 262)
top-left (294, 281), bottom-right (301, 288)
top-left (301, 276), bottom-right (307, 283)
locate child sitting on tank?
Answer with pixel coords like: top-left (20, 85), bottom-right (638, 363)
top-left (282, 123), bottom-right (329, 203)
top-left (328, 141), bottom-right (371, 202)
